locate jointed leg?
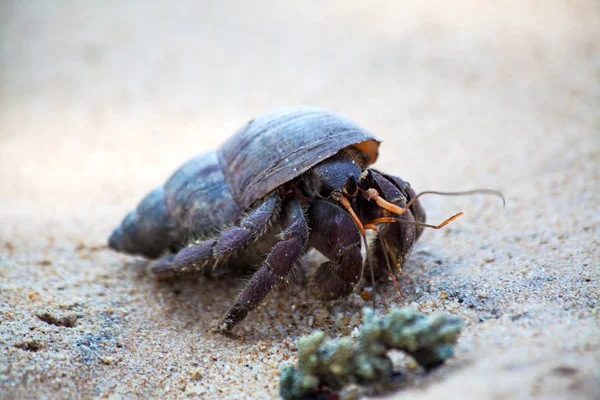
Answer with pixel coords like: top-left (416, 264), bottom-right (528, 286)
top-left (308, 200), bottom-right (363, 300)
top-left (149, 193), bottom-right (281, 278)
top-left (219, 197), bottom-right (308, 331)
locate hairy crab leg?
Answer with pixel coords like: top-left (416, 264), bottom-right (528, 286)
top-left (364, 223), bottom-right (404, 299)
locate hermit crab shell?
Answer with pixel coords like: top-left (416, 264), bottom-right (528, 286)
top-left (109, 107), bottom-right (380, 258)
top-left (219, 107), bottom-right (381, 209)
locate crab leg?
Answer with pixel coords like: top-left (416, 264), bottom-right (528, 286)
top-left (363, 223), bottom-right (404, 299)
top-left (308, 200), bottom-right (363, 300)
top-left (148, 193), bottom-right (281, 278)
top-left (219, 197), bottom-right (308, 331)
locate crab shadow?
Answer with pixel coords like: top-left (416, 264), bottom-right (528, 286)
top-left (362, 354), bottom-right (473, 398)
top-left (124, 249), bottom-right (443, 343)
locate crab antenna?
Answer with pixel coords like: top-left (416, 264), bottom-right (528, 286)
top-left (364, 188), bottom-right (504, 219)
top-left (405, 189), bottom-right (505, 212)
top-left (332, 191), bottom-right (366, 237)
top-left (368, 212), bottom-right (464, 230)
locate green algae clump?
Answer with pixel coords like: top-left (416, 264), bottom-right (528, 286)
top-left (280, 308), bottom-right (463, 399)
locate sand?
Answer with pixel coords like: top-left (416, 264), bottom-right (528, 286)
top-left (1, 1), bottom-right (599, 399)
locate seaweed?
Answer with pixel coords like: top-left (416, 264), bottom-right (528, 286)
top-left (280, 307), bottom-right (463, 399)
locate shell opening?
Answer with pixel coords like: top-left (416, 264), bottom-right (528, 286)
top-left (350, 139), bottom-right (380, 165)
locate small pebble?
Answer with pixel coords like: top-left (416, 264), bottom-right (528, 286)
top-left (360, 290), bottom-right (372, 301)
top-left (100, 356), bottom-right (114, 365)
top-left (189, 367), bottom-right (202, 380)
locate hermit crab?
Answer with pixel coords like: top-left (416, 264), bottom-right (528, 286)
top-left (108, 107), bottom-right (502, 331)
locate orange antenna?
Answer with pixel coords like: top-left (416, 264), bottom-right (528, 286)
top-left (364, 187), bottom-right (504, 231)
top-left (332, 191), bottom-right (366, 237)
top-left (367, 212), bottom-right (463, 230)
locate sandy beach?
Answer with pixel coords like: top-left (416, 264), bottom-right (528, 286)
top-left (1, 1), bottom-right (599, 398)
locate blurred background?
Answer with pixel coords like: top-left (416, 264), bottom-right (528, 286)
top-left (1, 0), bottom-right (597, 224)
top-left (1, 1), bottom-right (598, 398)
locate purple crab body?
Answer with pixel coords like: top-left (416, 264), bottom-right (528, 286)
top-left (109, 107), bottom-right (428, 331)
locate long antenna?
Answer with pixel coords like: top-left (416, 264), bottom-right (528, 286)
top-left (364, 188), bottom-right (505, 217)
top-left (367, 213), bottom-right (463, 230)
top-left (406, 189), bottom-right (505, 211)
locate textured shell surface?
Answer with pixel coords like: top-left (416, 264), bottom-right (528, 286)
top-left (108, 186), bottom-right (176, 258)
top-left (219, 107), bottom-right (381, 209)
top-left (109, 107), bottom-right (380, 257)
top-left (164, 150), bottom-right (242, 246)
